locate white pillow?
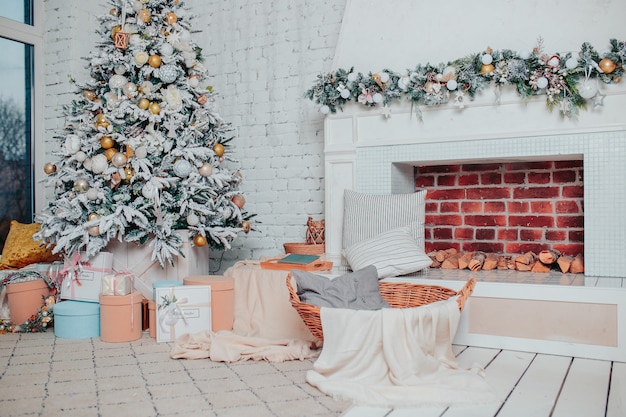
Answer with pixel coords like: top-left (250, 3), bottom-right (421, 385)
top-left (343, 226), bottom-right (432, 279)
top-left (342, 190), bottom-right (426, 251)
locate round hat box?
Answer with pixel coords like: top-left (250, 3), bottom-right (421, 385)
top-left (183, 275), bottom-right (234, 332)
top-left (99, 292), bottom-right (143, 343)
top-left (6, 279), bottom-right (51, 324)
top-left (54, 300), bottom-right (100, 339)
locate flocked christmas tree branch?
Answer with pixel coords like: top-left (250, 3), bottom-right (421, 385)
top-left (306, 38), bottom-right (625, 119)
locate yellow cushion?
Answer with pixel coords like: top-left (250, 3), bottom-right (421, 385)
top-left (0, 221), bottom-right (59, 269)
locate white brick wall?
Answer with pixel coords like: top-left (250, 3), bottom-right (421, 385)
top-left (42, 0), bottom-right (346, 272)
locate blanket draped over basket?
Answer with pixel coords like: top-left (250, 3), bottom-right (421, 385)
top-left (306, 296), bottom-right (498, 407)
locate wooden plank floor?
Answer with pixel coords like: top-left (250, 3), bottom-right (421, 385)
top-left (342, 346), bottom-right (624, 417)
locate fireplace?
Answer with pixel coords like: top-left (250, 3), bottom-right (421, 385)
top-left (323, 97), bottom-right (626, 279)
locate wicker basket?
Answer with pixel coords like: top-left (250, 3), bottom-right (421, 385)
top-left (283, 242), bottom-right (325, 255)
top-left (286, 275), bottom-right (476, 343)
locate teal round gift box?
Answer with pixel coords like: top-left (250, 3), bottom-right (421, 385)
top-left (54, 300), bottom-right (100, 339)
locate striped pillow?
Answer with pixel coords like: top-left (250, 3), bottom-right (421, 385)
top-left (342, 190), bottom-right (426, 251)
top-left (343, 226), bottom-right (432, 279)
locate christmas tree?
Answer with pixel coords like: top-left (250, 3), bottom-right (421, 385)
top-left (36, 0), bottom-right (254, 266)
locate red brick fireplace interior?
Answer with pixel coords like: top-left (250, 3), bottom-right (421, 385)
top-left (416, 160), bottom-right (584, 258)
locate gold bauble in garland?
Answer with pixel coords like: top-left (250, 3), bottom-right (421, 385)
top-left (212, 143), bottom-right (225, 157)
top-left (148, 54), bottom-right (162, 68)
top-left (138, 98), bottom-right (150, 110)
top-left (100, 135), bottom-right (115, 149)
top-left (241, 220), bottom-right (251, 233)
top-left (149, 102), bottom-right (161, 114)
top-left (43, 163), bottom-right (57, 175)
top-left (165, 12), bottom-right (177, 25)
top-left (193, 234), bottom-right (207, 246)
top-left (480, 64), bottom-right (495, 74)
top-left (599, 58), bottom-right (616, 74)
top-left (88, 212), bottom-right (100, 221)
top-left (124, 167), bottom-right (135, 182)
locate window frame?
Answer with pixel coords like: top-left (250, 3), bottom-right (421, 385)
top-left (0, 4), bottom-right (44, 216)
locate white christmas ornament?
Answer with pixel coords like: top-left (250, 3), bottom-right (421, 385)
top-left (141, 182), bottom-right (155, 199)
top-left (578, 79), bottom-right (598, 99)
top-left (114, 65), bottom-right (126, 75)
top-left (160, 43), bottom-right (174, 56)
top-left (379, 72), bottom-right (389, 83)
top-left (173, 159), bottom-right (193, 177)
top-left (111, 152), bottom-right (128, 168)
top-left (519, 50), bottom-right (531, 60)
top-left (109, 74), bottom-right (128, 90)
top-left (397, 76), bottom-right (410, 91)
top-left (82, 158), bottom-right (93, 171)
top-left (74, 151), bottom-right (87, 162)
top-left (122, 82), bottom-right (138, 98)
top-left (443, 66), bottom-right (456, 76)
top-left (134, 146), bottom-right (148, 159)
top-left (547, 56), bottom-right (560, 67)
top-left (186, 213), bottom-right (199, 226)
top-left (157, 65), bottom-right (179, 84)
top-left (188, 76), bottom-right (199, 88)
top-left (347, 72), bottom-right (357, 82)
top-left (131, 0), bottom-right (143, 12)
top-left (481, 54), bottom-right (493, 65)
top-left (536, 76), bottom-right (549, 89)
top-left (565, 57), bottom-right (578, 70)
top-left (446, 79), bottom-right (458, 90)
top-left (134, 51), bottom-right (149, 66)
top-left (90, 154), bottom-right (108, 174)
top-left (86, 188), bottom-right (99, 201)
top-left (65, 135), bottom-right (81, 154)
top-left (320, 105), bottom-right (330, 114)
top-left (198, 162), bottom-right (213, 177)
top-left (372, 93), bottom-right (383, 103)
top-left (340, 88), bottom-right (350, 99)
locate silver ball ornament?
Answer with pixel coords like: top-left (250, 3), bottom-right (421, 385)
top-left (86, 188), bottom-right (99, 201)
top-left (186, 213), bottom-right (199, 226)
top-left (173, 159), bottom-right (193, 177)
top-left (157, 65), bottom-right (179, 84)
top-left (74, 178), bottom-right (89, 193)
top-left (111, 152), bottom-right (128, 167)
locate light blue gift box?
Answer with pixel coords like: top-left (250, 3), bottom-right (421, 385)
top-left (54, 300), bottom-right (100, 339)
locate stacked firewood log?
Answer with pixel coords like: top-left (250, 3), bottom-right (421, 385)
top-left (427, 248), bottom-right (584, 274)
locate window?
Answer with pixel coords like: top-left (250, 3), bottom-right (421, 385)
top-left (0, 2), bottom-right (41, 252)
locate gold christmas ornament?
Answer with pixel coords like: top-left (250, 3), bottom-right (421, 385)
top-left (109, 8), bottom-right (119, 15)
top-left (43, 163), bottom-right (57, 175)
top-left (165, 12), bottom-right (177, 25)
top-left (599, 58), bottom-right (617, 74)
top-left (212, 143), bottom-right (225, 157)
top-left (193, 234), bottom-right (207, 246)
top-left (125, 145), bottom-right (134, 158)
top-left (87, 225), bottom-right (101, 237)
top-left (88, 212), bottom-right (99, 221)
top-left (94, 113), bottom-right (110, 129)
top-left (231, 194), bottom-right (246, 209)
top-left (138, 8), bottom-right (151, 23)
top-left (111, 25), bottom-right (122, 40)
top-left (105, 148), bottom-right (118, 161)
top-left (480, 64), bottom-right (495, 74)
top-left (241, 220), bottom-right (251, 233)
top-left (138, 98), bottom-right (150, 110)
top-left (148, 54), bottom-right (162, 68)
top-left (124, 167), bottom-right (135, 181)
top-left (100, 135), bottom-right (115, 149)
top-left (83, 90), bottom-right (96, 101)
top-left (149, 102), bottom-right (161, 114)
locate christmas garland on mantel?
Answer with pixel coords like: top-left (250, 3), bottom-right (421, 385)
top-left (305, 38), bottom-right (625, 119)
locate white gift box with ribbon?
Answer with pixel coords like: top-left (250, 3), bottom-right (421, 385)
top-left (155, 285), bottom-right (212, 343)
top-left (60, 252), bottom-right (114, 302)
top-left (101, 273), bottom-right (133, 296)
